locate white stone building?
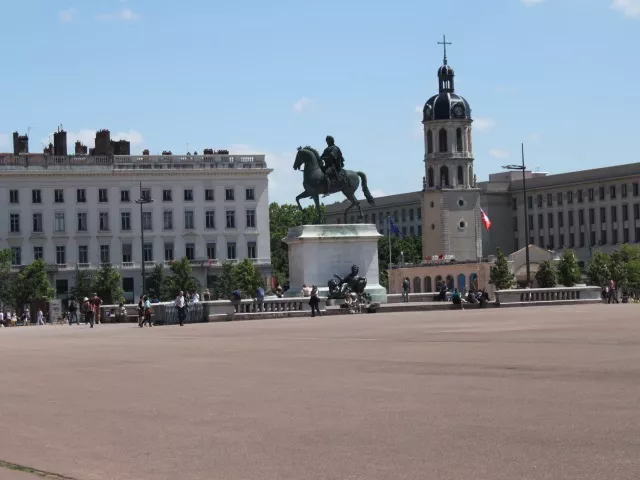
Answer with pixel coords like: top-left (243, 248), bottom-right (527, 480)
top-left (0, 153), bottom-right (272, 303)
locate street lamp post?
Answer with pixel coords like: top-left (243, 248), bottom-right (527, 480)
top-left (502, 143), bottom-right (531, 287)
top-left (134, 182), bottom-right (154, 295)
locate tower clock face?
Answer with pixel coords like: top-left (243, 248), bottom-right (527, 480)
top-left (452, 104), bottom-right (465, 118)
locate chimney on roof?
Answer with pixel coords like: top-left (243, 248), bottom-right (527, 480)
top-left (94, 129), bottom-right (112, 155)
top-left (13, 131), bottom-right (29, 154)
top-left (53, 128), bottom-right (68, 156)
top-left (75, 141), bottom-right (88, 155)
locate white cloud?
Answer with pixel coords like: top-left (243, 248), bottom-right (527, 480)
top-left (611, 0), bottom-right (640, 17)
top-left (293, 97), bottom-right (313, 113)
top-left (489, 148), bottom-right (510, 159)
top-left (527, 133), bottom-right (541, 142)
top-left (415, 105), bottom-right (423, 113)
top-left (473, 118), bottom-right (496, 132)
top-left (58, 8), bottom-right (76, 23)
top-left (521, 0), bottom-right (546, 6)
top-left (230, 144), bottom-right (300, 204)
top-left (96, 8), bottom-right (140, 21)
top-left (113, 129), bottom-right (144, 145)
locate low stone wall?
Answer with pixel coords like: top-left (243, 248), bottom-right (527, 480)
top-left (495, 286), bottom-right (603, 306)
top-left (100, 297), bottom-right (327, 325)
top-left (387, 293), bottom-right (441, 303)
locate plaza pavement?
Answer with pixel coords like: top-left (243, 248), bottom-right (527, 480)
top-left (1, 304), bottom-right (639, 480)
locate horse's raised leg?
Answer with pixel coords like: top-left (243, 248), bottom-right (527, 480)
top-left (295, 191), bottom-right (311, 211)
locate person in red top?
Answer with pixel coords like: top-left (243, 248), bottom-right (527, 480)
top-left (92, 293), bottom-right (103, 324)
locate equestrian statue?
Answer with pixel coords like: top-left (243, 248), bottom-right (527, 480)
top-left (293, 135), bottom-right (375, 224)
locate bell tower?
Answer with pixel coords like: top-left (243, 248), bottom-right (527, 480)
top-left (421, 36), bottom-right (482, 261)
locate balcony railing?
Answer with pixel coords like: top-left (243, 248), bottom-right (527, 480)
top-left (0, 153), bottom-right (268, 171)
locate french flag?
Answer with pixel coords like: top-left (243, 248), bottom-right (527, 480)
top-left (480, 208), bottom-right (491, 230)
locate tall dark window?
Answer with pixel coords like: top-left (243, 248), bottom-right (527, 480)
top-left (427, 130), bottom-right (433, 154)
top-left (456, 128), bottom-right (463, 152)
top-left (438, 128), bottom-right (448, 153)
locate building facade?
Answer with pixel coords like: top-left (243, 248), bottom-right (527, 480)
top-left (481, 163), bottom-right (640, 264)
top-left (324, 191), bottom-right (423, 236)
top-left (0, 152), bottom-right (272, 302)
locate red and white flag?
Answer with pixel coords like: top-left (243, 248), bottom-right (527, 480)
top-left (481, 208), bottom-right (491, 230)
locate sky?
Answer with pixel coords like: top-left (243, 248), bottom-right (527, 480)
top-left (1, 0), bottom-right (639, 206)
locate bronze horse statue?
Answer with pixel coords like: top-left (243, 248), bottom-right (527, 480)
top-left (293, 146), bottom-right (375, 224)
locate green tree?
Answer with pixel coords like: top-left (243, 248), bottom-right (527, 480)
top-left (378, 234), bottom-right (423, 287)
top-left (489, 248), bottom-right (515, 290)
top-left (535, 260), bottom-right (557, 288)
top-left (556, 249), bottom-right (581, 287)
top-left (233, 259), bottom-right (265, 298)
top-left (214, 262), bottom-right (239, 299)
top-left (145, 264), bottom-right (166, 299)
top-left (586, 251), bottom-right (610, 287)
top-left (163, 258), bottom-right (199, 298)
top-left (269, 202), bottom-right (324, 284)
top-left (8, 259), bottom-right (55, 309)
top-left (70, 267), bottom-right (93, 302)
top-left (92, 263), bottom-right (124, 304)
top-left (0, 248), bottom-right (12, 304)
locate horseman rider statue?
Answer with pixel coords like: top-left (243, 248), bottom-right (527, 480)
top-left (321, 135), bottom-right (347, 197)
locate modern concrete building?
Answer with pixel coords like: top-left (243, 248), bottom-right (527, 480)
top-left (0, 150), bottom-right (272, 304)
top-left (324, 191), bottom-right (423, 237)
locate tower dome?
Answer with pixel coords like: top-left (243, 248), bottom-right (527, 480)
top-left (423, 37), bottom-right (472, 122)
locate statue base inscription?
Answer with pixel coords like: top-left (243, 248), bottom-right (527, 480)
top-left (283, 224), bottom-right (388, 303)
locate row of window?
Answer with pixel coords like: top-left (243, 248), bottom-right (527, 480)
top-left (515, 204), bottom-right (640, 233)
top-left (517, 227), bottom-right (640, 252)
top-left (426, 128), bottom-right (470, 154)
top-left (8, 241), bottom-right (257, 266)
top-left (7, 187), bottom-right (256, 205)
top-left (8, 209), bottom-right (257, 234)
top-left (515, 183), bottom-right (640, 210)
top-left (333, 208), bottom-right (422, 225)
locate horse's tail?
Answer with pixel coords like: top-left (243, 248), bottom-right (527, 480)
top-left (356, 171), bottom-right (375, 205)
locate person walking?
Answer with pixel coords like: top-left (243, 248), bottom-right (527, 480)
top-left (82, 297), bottom-right (94, 327)
top-left (309, 285), bottom-right (321, 317)
top-left (608, 279), bottom-right (619, 304)
top-left (402, 278), bottom-right (411, 302)
top-left (92, 293), bottom-right (102, 324)
top-left (143, 295), bottom-right (153, 327)
top-left (137, 295), bottom-right (145, 327)
top-left (175, 291), bottom-right (187, 326)
top-left (37, 308), bottom-right (45, 326)
top-left (68, 300), bottom-right (78, 325)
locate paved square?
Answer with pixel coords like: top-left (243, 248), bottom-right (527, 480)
top-left (1, 304), bottom-right (639, 480)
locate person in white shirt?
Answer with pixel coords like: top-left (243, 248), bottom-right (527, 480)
top-left (175, 291), bottom-right (186, 326)
top-left (302, 284), bottom-right (312, 297)
top-left (0, 311), bottom-right (4, 327)
top-left (192, 292), bottom-right (200, 304)
top-left (37, 309), bottom-right (45, 326)
top-left (10, 311), bottom-right (17, 327)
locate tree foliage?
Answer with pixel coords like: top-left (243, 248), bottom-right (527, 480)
top-left (145, 264), bottom-right (166, 299)
top-left (605, 245), bottom-right (640, 292)
top-left (8, 259), bottom-right (55, 309)
top-left (70, 267), bottom-right (93, 301)
top-left (92, 263), bottom-right (124, 304)
top-left (489, 248), bottom-right (515, 290)
top-left (535, 260), bottom-right (557, 288)
top-left (0, 248), bottom-right (12, 304)
top-left (378, 235), bottom-right (423, 287)
top-left (163, 258), bottom-right (199, 298)
top-left (269, 202), bottom-right (324, 284)
top-left (557, 249), bottom-right (582, 287)
top-left (213, 260), bottom-right (264, 299)
top-left (586, 251), bottom-right (610, 287)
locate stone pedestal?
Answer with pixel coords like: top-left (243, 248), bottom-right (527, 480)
top-left (283, 224), bottom-right (387, 303)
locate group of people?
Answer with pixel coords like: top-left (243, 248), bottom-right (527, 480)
top-left (0, 309), bottom-right (45, 327)
top-left (402, 278), bottom-right (490, 308)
